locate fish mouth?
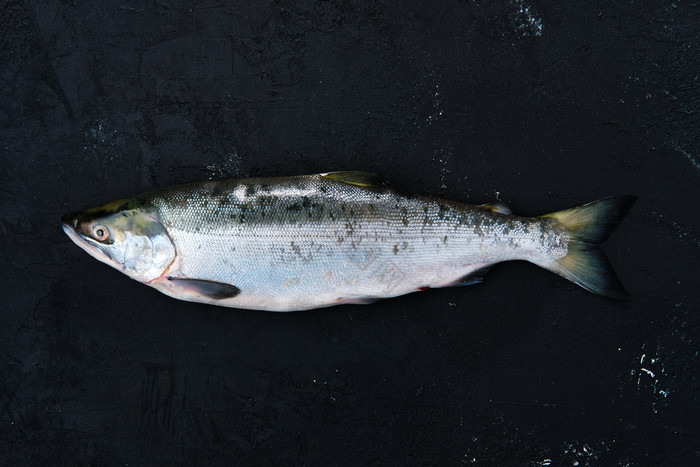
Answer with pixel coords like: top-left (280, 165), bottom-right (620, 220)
top-left (62, 212), bottom-right (78, 235)
top-left (62, 212), bottom-right (96, 244)
top-left (62, 213), bottom-right (87, 247)
top-left (61, 212), bottom-right (113, 265)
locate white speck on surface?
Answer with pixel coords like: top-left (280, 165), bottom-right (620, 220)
top-left (634, 345), bottom-right (672, 413)
top-left (650, 210), bottom-right (700, 247)
top-left (83, 117), bottom-right (120, 162)
top-left (426, 82), bottom-right (444, 124)
top-left (560, 441), bottom-right (607, 465)
top-left (206, 149), bottom-right (243, 180)
top-left (511, 0), bottom-right (543, 37)
top-left (433, 147), bottom-right (452, 190)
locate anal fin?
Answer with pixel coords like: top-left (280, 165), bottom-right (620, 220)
top-left (454, 265), bottom-right (493, 286)
top-left (336, 296), bottom-right (381, 305)
top-left (435, 264), bottom-right (493, 288)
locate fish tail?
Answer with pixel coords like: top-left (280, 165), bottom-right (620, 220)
top-left (541, 196), bottom-right (637, 299)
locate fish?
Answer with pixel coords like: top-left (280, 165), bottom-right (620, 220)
top-left (61, 171), bottom-right (636, 311)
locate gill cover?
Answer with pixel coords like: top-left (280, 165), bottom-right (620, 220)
top-left (62, 198), bottom-right (176, 283)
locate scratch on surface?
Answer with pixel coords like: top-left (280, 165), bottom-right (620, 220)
top-left (539, 43), bottom-right (593, 72)
top-left (673, 143), bottom-right (700, 173)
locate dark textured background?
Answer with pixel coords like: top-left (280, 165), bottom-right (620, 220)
top-left (2, 0), bottom-right (699, 465)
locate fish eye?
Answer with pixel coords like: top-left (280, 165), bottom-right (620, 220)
top-left (93, 225), bottom-right (109, 241)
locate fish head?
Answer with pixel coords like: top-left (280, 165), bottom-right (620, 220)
top-left (62, 198), bottom-right (176, 283)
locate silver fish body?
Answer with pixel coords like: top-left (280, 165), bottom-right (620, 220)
top-left (62, 172), bottom-right (635, 311)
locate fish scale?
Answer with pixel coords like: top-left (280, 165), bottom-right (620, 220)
top-left (62, 171), bottom-right (635, 311)
top-left (146, 175), bottom-right (564, 310)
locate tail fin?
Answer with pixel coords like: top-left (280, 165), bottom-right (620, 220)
top-left (541, 196), bottom-right (636, 299)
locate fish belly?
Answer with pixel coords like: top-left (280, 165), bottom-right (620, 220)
top-left (163, 218), bottom-right (548, 311)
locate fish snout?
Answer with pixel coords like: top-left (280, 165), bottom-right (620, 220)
top-left (61, 212), bottom-right (80, 232)
top-left (61, 212), bottom-right (92, 239)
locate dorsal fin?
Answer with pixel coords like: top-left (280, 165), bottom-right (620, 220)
top-left (320, 171), bottom-right (384, 188)
top-left (478, 203), bottom-right (512, 215)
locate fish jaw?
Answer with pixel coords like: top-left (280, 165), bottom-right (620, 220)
top-left (62, 214), bottom-right (123, 271)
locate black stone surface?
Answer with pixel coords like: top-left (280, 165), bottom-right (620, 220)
top-left (2, 1), bottom-right (699, 465)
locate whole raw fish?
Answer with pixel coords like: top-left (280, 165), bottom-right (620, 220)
top-left (62, 172), bottom-right (635, 311)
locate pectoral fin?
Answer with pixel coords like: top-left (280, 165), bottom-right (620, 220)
top-left (165, 277), bottom-right (241, 299)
